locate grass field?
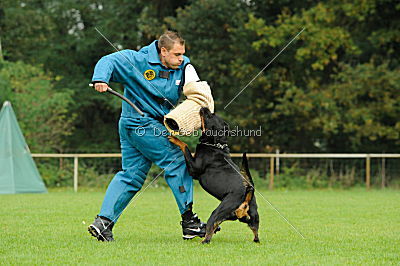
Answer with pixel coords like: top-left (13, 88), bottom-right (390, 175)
top-left (1, 186), bottom-right (399, 265)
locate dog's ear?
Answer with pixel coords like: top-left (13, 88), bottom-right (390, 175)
top-left (223, 121), bottom-right (229, 131)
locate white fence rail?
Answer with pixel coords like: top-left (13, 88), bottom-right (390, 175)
top-left (31, 153), bottom-right (400, 192)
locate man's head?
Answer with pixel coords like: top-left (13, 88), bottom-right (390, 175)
top-left (158, 31), bottom-right (185, 69)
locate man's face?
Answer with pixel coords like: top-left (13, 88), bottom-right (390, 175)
top-left (160, 43), bottom-right (185, 69)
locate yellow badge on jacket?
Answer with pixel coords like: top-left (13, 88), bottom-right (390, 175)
top-left (144, 69), bottom-right (156, 80)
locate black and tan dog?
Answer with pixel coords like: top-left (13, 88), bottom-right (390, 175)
top-left (168, 107), bottom-right (259, 244)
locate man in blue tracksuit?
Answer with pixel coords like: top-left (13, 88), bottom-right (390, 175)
top-left (88, 31), bottom-right (208, 241)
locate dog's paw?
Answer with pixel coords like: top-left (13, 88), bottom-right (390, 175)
top-left (253, 238), bottom-right (260, 243)
top-left (167, 135), bottom-right (179, 144)
top-left (201, 239), bottom-right (211, 244)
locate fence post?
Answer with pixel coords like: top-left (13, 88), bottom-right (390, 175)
top-left (366, 154), bottom-right (370, 190)
top-left (269, 157), bottom-right (274, 190)
top-left (381, 157), bottom-right (385, 189)
top-left (276, 149), bottom-right (280, 175)
top-left (74, 156), bottom-right (78, 192)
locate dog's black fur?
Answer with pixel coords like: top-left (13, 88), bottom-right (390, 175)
top-left (168, 107), bottom-right (259, 244)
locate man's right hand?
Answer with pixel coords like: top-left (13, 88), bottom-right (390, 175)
top-left (94, 82), bottom-right (109, 93)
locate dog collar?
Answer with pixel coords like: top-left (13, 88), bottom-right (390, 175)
top-left (201, 142), bottom-right (228, 150)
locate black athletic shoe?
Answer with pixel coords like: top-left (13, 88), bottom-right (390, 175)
top-left (181, 213), bottom-right (221, 240)
top-left (88, 215), bottom-right (114, 242)
top-left (181, 213), bottom-right (206, 240)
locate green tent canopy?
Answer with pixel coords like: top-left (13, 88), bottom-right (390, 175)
top-left (0, 101), bottom-right (47, 194)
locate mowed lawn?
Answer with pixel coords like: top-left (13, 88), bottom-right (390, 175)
top-left (0, 186), bottom-right (399, 265)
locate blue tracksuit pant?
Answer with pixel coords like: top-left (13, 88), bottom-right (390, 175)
top-left (99, 115), bottom-right (193, 223)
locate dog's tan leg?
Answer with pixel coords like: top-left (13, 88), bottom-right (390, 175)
top-left (202, 222), bottom-right (221, 244)
top-left (250, 226), bottom-right (260, 243)
top-left (235, 202), bottom-right (250, 220)
top-left (168, 136), bottom-right (188, 152)
top-left (235, 189), bottom-right (253, 220)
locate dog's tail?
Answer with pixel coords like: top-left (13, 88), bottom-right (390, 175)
top-left (235, 153), bottom-right (255, 219)
top-left (240, 152), bottom-right (255, 203)
top-left (240, 152), bottom-right (254, 187)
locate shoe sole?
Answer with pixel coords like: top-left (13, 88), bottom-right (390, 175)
top-left (182, 234), bottom-right (203, 240)
top-left (182, 227), bottom-right (221, 240)
top-left (88, 224), bottom-right (105, 241)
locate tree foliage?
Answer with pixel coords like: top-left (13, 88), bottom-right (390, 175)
top-left (0, 61), bottom-right (75, 152)
top-left (0, 0), bottom-right (399, 153)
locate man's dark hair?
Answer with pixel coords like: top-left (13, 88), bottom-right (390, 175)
top-left (158, 31), bottom-right (185, 50)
